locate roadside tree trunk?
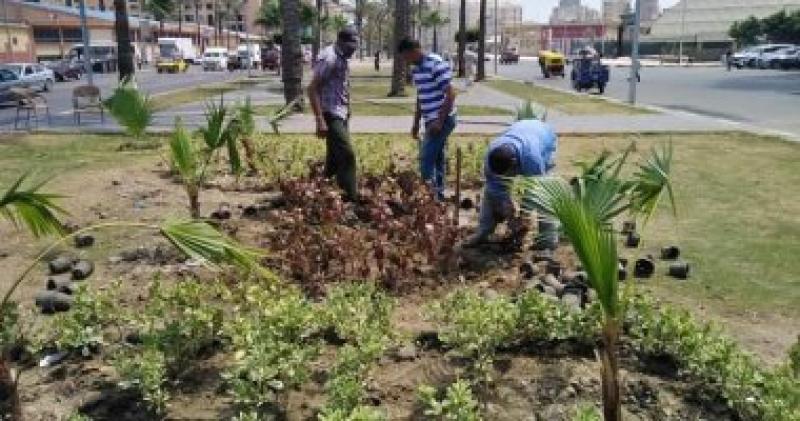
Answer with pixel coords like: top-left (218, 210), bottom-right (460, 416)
top-left (281, 0), bottom-right (304, 107)
top-left (457, 0), bottom-right (466, 77)
top-left (389, 0), bottom-right (409, 97)
top-left (432, 25), bottom-right (438, 53)
top-left (178, 1), bottom-right (183, 34)
top-left (356, 0), bottom-right (365, 60)
top-left (312, 0), bottom-right (322, 62)
top-left (475, 0), bottom-right (486, 81)
top-left (114, 0), bottom-right (136, 80)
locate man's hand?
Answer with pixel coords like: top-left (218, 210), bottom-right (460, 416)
top-left (315, 118), bottom-right (328, 139)
top-left (427, 119), bottom-right (443, 136)
top-left (411, 122), bottom-right (420, 140)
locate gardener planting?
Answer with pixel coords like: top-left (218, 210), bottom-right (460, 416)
top-left (464, 119), bottom-right (559, 250)
top-left (397, 37), bottom-right (458, 201)
top-left (308, 27), bottom-right (360, 201)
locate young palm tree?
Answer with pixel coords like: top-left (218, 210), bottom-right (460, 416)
top-left (280, 0), bottom-right (304, 107)
top-left (389, 0), bottom-right (410, 97)
top-left (475, 0), bottom-right (487, 81)
top-left (421, 10), bottom-right (449, 53)
top-left (113, 0), bottom-right (136, 79)
top-left (515, 144), bottom-right (675, 421)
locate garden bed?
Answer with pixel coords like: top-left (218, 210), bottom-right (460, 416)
top-left (1, 132), bottom-right (798, 419)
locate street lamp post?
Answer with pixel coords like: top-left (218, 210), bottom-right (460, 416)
top-left (679, 0), bottom-right (687, 66)
top-left (627, 0), bottom-right (640, 104)
top-left (79, 0), bottom-right (94, 86)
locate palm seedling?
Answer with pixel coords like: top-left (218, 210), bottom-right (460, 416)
top-left (170, 119), bottom-right (203, 218)
top-left (514, 143), bottom-right (675, 420)
top-left (198, 98), bottom-right (244, 175)
top-left (237, 97), bottom-right (258, 174)
top-left (103, 77), bottom-right (154, 142)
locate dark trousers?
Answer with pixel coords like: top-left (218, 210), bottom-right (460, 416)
top-left (324, 113), bottom-right (358, 200)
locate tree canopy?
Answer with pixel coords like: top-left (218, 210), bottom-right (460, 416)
top-left (730, 9), bottom-right (800, 46)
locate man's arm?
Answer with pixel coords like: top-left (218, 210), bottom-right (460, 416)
top-left (307, 74), bottom-right (327, 138)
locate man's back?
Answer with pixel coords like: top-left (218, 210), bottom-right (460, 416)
top-left (411, 53), bottom-right (456, 124)
top-left (313, 45), bottom-right (350, 119)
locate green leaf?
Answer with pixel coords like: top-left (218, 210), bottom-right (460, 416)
top-left (629, 142), bottom-right (676, 225)
top-left (159, 220), bottom-right (263, 272)
top-left (103, 78), bottom-right (154, 140)
top-left (0, 173), bottom-right (67, 238)
top-left (169, 119), bottom-right (199, 185)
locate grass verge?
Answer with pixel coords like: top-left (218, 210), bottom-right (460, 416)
top-left (487, 79), bottom-right (652, 115)
top-left (150, 81), bottom-right (240, 111)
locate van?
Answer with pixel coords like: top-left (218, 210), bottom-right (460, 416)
top-left (67, 41), bottom-right (118, 73)
top-left (202, 47), bottom-right (229, 71)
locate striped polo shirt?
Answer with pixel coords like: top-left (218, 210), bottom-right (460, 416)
top-left (411, 53), bottom-right (456, 125)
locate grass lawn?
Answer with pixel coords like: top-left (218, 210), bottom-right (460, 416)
top-left (487, 79), bottom-right (652, 116)
top-left (2, 130), bottom-right (797, 356)
top-left (150, 81), bottom-right (242, 111)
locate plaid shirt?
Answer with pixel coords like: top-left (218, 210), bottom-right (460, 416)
top-left (313, 45), bottom-right (350, 120)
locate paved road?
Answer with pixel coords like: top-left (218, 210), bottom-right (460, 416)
top-left (497, 61), bottom-right (800, 138)
top-left (0, 65), bottom-right (246, 129)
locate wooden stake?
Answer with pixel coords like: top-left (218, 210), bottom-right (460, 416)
top-left (455, 146), bottom-right (462, 225)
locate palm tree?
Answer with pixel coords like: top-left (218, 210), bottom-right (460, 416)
top-left (280, 0), bottom-right (304, 107)
top-left (313, 0), bottom-right (323, 60)
top-left (515, 144), bottom-right (675, 421)
top-left (421, 10), bottom-right (449, 53)
top-left (389, 0), bottom-right (410, 97)
top-left (355, 0), bottom-right (366, 59)
top-left (457, 0), bottom-right (466, 77)
top-left (113, 0), bottom-right (136, 79)
top-left (475, 0), bottom-right (486, 81)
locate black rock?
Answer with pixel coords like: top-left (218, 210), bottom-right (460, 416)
top-left (71, 259), bottom-right (94, 281)
top-left (210, 204), bottom-right (232, 220)
top-left (460, 197), bottom-right (474, 210)
top-left (74, 234), bottom-right (95, 249)
top-left (626, 231), bottom-right (641, 248)
top-left (634, 258), bottom-right (655, 279)
top-left (48, 256), bottom-right (74, 275)
top-left (35, 290), bottom-right (73, 313)
top-left (668, 261), bottom-right (690, 279)
top-left (660, 246), bottom-right (681, 260)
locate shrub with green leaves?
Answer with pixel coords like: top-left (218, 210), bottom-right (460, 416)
top-left (37, 284), bottom-right (118, 354)
top-left (571, 403), bottom-right (601, 421)
top-left (322, 282), bottom-right (394, 345)
top-left (789, 336), bottom-right (800, 378)
top-left (103, 79), bottom-right (154, 140)
top-left (417, 380), bottom-right (482, 421)
top-left (430, 289), bottom-right (518, 382)
top-left (225, 285), bottom-right (320, 412)
top-left (114, 346), bottom-right (169, 414)
top-left (515, 289), bottom-right (601, 344)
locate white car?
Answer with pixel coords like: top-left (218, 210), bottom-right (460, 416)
top-left (202, 48), bottom-right (229, 71)
top-left (758, 46), bottom-right (798, 69)
top-left (0, 63), bottom-right (55, 92)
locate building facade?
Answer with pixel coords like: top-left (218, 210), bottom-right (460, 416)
top-left (640, 0), bottom-right (660, 22)
top-left (0, 22), bottom-right (37, 62)
top-left (602, 0), bottom-right (629, 24)
top-left (550, 0), bottom-right (601, 24)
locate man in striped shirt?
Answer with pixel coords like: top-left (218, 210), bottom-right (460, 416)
top-left (397, 37), bottom-right (457, 200)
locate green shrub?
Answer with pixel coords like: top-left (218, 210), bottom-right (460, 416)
top-left (430, 289), bottom-right (518, 382)
top-left (515, 289), bottom-right (601, 344)
top-left (322, 282), bottom-right (394, 346)
top-left (114, 346), bottom-right (169, 414)
top-left (225, 285), bottom-right (320, 411)
top-left (571, 403), bottom-right (601, 421)
top-left (417, 379), bottom-right (482, 421)
top-left (37, 284), bottom-right (118, 354)
top-left (789, 336), bottom-right (800, 378)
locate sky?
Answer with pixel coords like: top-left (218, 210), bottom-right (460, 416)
top-left (521, 0), bottom-right (681, 23)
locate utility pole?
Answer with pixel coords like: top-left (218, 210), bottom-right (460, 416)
top-left (627, 0), bottom-right (640, 104)
top-left (679, 0), bottom-right (686, 66)
top-left (79, 0), bottom-right (94, 86)
top-left (493, 0), bottom-right (497, 75)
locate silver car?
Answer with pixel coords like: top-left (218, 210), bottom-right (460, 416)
top-left (0, 63), bottom-right (56, 92)
top-left (0, 67), bottom-right (27, 104)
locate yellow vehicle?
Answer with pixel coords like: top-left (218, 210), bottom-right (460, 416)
top-left (156, 56), bottom-right (188, 74)
top-left (538, 50), bottom-right (566, 78)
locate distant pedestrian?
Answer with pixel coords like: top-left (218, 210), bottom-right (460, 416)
top-left (307, 27), bottom-right (360, 201)
top-left (374, 50), bottom-right (381, 72)
top-left (726, 50), bottom-right (733, 71)
top-left (397, 37), bottom-right (458, 201)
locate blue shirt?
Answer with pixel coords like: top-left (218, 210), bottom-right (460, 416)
top-left (411, 53), bottom-right (456, 125)
top-left (484, 119), bottom-right (558, 198)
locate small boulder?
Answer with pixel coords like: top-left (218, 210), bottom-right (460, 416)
top-left (35, 290), bottom-right (73, 313)
top-left (71, 259), bottom-right (94, 281)
top-left (74, 234), bottom-right (95, 249)
top-left (48, 256), bottom-right (74, 275)
top-left (392, 344), bottom-right (418, 362)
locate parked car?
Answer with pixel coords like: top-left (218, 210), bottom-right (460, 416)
top-left (0, 67), bottom-right (26, 103)
top-left (757, 45), bottom-right (797, 69)
top-left (760, 46), bottom-right (799, 69)
top-left (732, 44), bottom-right (794, 68)
top-left (774, 48), bottom-right (800, 69)
top-left (45, 59), bottom-right (84, 81)
top-left (67, 42), bottom-right (118, 73)
top-left (0, 63), bottom-right (55, 92)
top-left (262, 46), bottom-right (280, 71)
top-left (500, 49), bottom-right (520, 64)
top-left (202, 47), bottom-right (229, 71)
